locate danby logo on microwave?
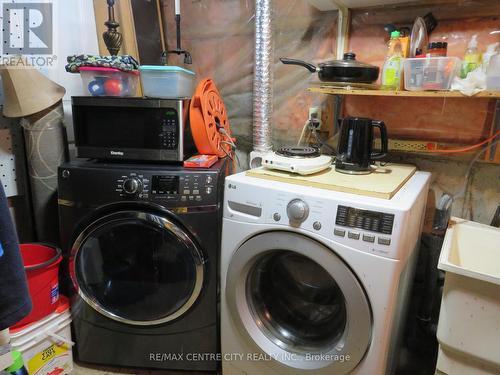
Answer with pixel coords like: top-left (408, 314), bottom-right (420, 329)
top-left (110, 151), bottom-right (125, 156)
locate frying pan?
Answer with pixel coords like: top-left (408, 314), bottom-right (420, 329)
top-left (280, 52), bottom-right (379, 84)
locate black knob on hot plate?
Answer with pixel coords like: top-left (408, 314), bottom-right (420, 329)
top-left (123, 178), bottom-right (142, 195)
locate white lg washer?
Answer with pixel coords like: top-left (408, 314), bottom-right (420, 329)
top-left (220, 170), bottom-right (430, 375)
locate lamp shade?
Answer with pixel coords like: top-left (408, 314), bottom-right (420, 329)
top-left (0, 66), bottom-right (66, 118)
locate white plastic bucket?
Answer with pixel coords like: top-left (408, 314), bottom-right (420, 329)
top-left (9, 298), bottom-right (73, 375)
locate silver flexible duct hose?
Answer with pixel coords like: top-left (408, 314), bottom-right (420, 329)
top-left (253, 0), bottom-right (273, 153)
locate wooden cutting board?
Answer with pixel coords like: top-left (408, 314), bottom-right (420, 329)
top-left (246, 163), bottom-right (417, 200)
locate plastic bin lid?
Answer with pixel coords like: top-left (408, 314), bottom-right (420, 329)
top-left (139, 65), bottom-right (195, 75)
top-left (79, 67), bottom-right (139, 75)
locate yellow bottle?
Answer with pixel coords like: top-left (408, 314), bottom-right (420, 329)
top-left (382, 31), bottom-right (403, 90)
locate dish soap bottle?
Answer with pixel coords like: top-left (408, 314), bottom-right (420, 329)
top-left (460, 35), bottom-right (480, 78)
top-left (382, 31), bottom-right (403, 90)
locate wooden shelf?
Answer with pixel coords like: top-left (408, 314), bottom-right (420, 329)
top-left (308, 86), bottom-right (500, 98)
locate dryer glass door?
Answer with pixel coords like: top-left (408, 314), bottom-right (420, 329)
top-left (72, 211), bottom-right (204, 326)
top-left (226, 231), bottom-right (372, 372)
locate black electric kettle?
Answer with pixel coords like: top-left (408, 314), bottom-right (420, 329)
top-left (335, 117), bottom-right (388, 174)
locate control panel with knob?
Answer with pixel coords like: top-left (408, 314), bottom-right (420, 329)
top-left (122, 178), bottom-right (143, 195)
top-left (287, 199), bottom-right (309, 223)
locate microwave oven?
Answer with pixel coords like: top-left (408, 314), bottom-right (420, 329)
top-left (71, 97), bottom-right (196, 162)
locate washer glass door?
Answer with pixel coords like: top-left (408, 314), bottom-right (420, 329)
top-left (226, 231), bottom-right (371, 371)
top-left (248, 250), bottom-right (347, 353)
top-left (72, 211), bottom-right (204, 325)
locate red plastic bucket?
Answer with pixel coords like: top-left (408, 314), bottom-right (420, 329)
top-left (11, 243), bottom-right (62, 329)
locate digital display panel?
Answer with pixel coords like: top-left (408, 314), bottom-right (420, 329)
top-left (152, 176), bottom-right (179, 195)
top-left (335, 205), bottom-right (394, 234)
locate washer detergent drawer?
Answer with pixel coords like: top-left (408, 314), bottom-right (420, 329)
top-left (71, 210), bottom-right (204, 326)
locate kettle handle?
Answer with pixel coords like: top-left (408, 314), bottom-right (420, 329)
top-left (371, 120), bottom-right (388, 160)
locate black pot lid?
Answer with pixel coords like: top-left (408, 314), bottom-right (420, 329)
top-left (318, 53), bottom-right (378, 70)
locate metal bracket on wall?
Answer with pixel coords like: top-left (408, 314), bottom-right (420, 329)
top-left (305, 1), bottom-right (350, 59)
top-left (333, 94), bottom-right (344, 134)
top-left (336, 5), bottom-right (350, 59)
top-left (488, 99), bottom-right (500, 161)
top-left (0, 117), bottom-right (25, 197)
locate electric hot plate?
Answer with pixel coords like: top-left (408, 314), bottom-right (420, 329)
top-left (276, 146), bottom-right (321, 159)
top-left (262, 146), bottom-right (332, 175)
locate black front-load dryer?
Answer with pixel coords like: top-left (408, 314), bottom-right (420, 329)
top-left (57, 158), bottom-right (230, 372)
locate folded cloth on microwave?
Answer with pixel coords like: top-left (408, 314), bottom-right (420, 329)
top-left (65, 54), bottom-right (140, 73)
top-left (0, 182), bottom-right (31, 331)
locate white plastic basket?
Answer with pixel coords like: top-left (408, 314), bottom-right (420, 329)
top-left (437, 218), bottom-right (500, 375)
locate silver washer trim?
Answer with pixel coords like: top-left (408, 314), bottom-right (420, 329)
top-left (226, 231), bottom-right (372, 371)
top-left (72, 210), bottom-right (204, 326)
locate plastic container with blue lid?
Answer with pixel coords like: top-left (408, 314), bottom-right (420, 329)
top-left (139, 65), bottom-right (196, 98)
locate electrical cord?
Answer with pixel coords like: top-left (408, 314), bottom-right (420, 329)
top-left (220, 144), bottom-right (233, 160)
top-left (297, 120), bottom-right (309, 146)
top-left (452, 138), bottom-right (500, 201)
top-left (218, 127), bottom-right (236, 149)
top-left (424, 130), bottom-right (500, 154)
top-left (218, 127), bottom-right (240, 168)
top-left (311, 127), bottom-right (336, 155)
top-left (432, 139), bottom-right (500, 221)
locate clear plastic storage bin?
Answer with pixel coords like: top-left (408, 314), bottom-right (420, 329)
top-left (403, 57), bottom-right (460, 91)
top-left (80, 67), bottom-right (139, 97)
top-left (139, 65), bottom-right (196, 98)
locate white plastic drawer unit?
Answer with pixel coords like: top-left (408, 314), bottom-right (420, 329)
top-left (437, 217), bottom-right (500, 375)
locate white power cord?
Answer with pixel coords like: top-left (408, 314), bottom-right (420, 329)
top-left (297, 120), bottom-right (310, 146)
top-left (218, 127), bottom-right (240, 168)
top-left (218, 127), bottom-right (236, 149)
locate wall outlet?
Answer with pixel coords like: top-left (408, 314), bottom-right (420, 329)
top-left (308, 107), bottom-right (322, 129)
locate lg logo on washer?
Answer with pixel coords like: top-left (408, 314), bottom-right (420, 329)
top-left (1, 0), bottom-right (56, 68)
